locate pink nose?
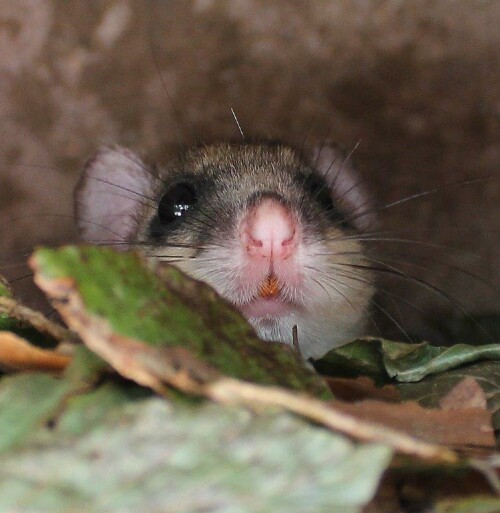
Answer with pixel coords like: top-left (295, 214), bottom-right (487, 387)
top-left (241, 198), bottom-right (298, 259)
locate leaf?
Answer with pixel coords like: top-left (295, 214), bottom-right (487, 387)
top-left (435, 496), bottom-right (500, 513)
top-left (330, 399), bottom-right (495, 447)
top-left (397, 361), bottom-right (500, 409)
top-left (315, 338), bottom-right (500, 383)
top-left (0, 343), bottom-right (113, 454)
top-left (325, 376), bottom-right (400, 402)
top-left (313, 338), bottom-right (387, 383)
top-left (30, 246), bottom-right (330, 398)
top-left (0, 373), bottom-right (78, 452)
top-left (381, 340), bottom-right (500, 382)
top-left (30, 246), bottom-right (458, 461)
top-left (0, 331), bottom-right (71, 373)
top-left (439, 377), bottom-right (487, 410)
top-left (396, 361), bottom-right (500, 437)
top-left (0, 396), bottom-right (393, 513)
top-left (316, 338), bottom-right (500, 449)
top-left (57, 380), bottom-right (152, 435)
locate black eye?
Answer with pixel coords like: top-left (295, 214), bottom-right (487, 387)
top-left (158, 183), bottom-right (197, 225)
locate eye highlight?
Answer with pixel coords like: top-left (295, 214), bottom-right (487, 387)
top-left (158, 183), bottom-right (197, 225)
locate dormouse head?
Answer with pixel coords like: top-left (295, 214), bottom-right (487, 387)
top-left (75, 142), bottom-right (375, 359)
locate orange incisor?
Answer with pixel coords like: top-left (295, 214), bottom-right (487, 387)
top-left (258, 275), bottom-right (280, 298)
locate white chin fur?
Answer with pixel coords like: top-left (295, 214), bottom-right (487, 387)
top-left (248, 310), bottom-right (366, 360)
top-left (167, 243), bottom-right (372, 361)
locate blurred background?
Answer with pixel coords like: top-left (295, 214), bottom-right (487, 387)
top-left (0, 0), bottom-right (498, 341)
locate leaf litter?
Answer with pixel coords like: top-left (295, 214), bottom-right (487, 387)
top-left (0, 245), bottom-right (497, 511)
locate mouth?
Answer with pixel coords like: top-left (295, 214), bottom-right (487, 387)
top-left (240, 296), bottom-right (296, 319)
top-left (238, 274), bottom-right (299, 319)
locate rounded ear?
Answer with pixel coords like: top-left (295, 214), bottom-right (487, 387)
top-left (74, 146), bottom-right (156, 246)
top-left (312, 144), bottom-right (376, 231)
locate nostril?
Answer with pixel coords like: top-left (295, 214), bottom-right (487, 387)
top-left (249, 235), bottom-right (263, 248)
top-left (282, 231), bottom-right (295, 245)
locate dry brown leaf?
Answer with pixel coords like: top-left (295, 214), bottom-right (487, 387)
top-left (439, 376), bottom-right (488, 411)
top-left (325, 376), bottom-right (400, 403)
top-left (206, 378), bottom-right (459, 461)
top-left (0, 331), bottom-right (72, 373)
top-left (331, 399), bottom-right (495, 447)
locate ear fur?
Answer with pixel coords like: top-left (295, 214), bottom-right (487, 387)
top-left (312, 144), bottom-right (376, 231)
top-left (74, 146), bottom-right (156, 245)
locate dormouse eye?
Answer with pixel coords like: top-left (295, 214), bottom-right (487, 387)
top-left (158, 183), bottom-right (197, 225)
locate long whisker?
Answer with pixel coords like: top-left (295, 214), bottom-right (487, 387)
top-left (330, 265), bottom-right (434, 321)
top-left (324, 232), bottom-right (473, 255)
top-left (333, 176), bottom-right (497, 229)
top-left (86, 176), bottom-right (158, 205)
top-left (329, 140), bottom-right (361, 194)
top-left (321, 248), bottom-right (499, 296)
top-left (306, 264), bottom-right (410, 341)
top-left (6, 272), bottom-right (35, 284)
top-left (332, 259), bottom-right (495, 343)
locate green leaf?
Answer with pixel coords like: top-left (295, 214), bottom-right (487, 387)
top-left (315, 338), bottom-right (500, 383)
top-left (57, 380), bottom-right (152, 435)
top-left (313, 339), bottom-right (388, 384)
top-left (381, 340), bottom-right (500, 382)
top-left (435, 496), bottom-right (500, 513)
top-left (397, 361), bottom-right (500, 437)
top-left (64, 345), bottom-right (110, 385)
top-left (0, 373), bottom-right (76, 452)
top-left (0, 344), bottom-right (121, 453)
top-left (397, 361), bottom-right (500, 408)
top-left (32, 246), bottom-right (329, 397)
top-left (0, 396), bottom-right (392, 513)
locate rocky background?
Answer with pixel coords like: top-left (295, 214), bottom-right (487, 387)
top-left (0, 0), bottom-right (498, 340)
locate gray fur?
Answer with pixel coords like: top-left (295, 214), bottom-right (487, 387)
top-left (76, 142), bottom-right (374, 359)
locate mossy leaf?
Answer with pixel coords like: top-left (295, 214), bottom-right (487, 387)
top-left (31, 246), bottom-right (330, 398)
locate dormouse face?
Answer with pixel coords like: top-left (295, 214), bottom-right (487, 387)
top-left (75, 142), bottom-right (375, 359)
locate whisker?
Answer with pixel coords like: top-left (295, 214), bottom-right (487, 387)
top-left (86, 176), bottom-right (158, 205)
top-left (0, 257), bottom-right (33, 271)
top-left (329, 140), bottom-right (361, 194)
top-left (320, 248), bottom-right (499, 296)
top-left (324, 233), bottom-right (473, 255)
top-left (230, 107), bottom-right (245, 141)
top-left (369, 298), bottom-right (413, 343)
top-left (333, 175), bottom-right (497, 229)
top-left (7, 272), bottom-right (35, 284)
top-left (330, 265), bottom-right (433, 322)
top-left (4, 213), bottom-right (125, 240)
top-left (332, 259), bottom-right (495, 343)
top-left (305, 264), bottom-right (402, 340)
